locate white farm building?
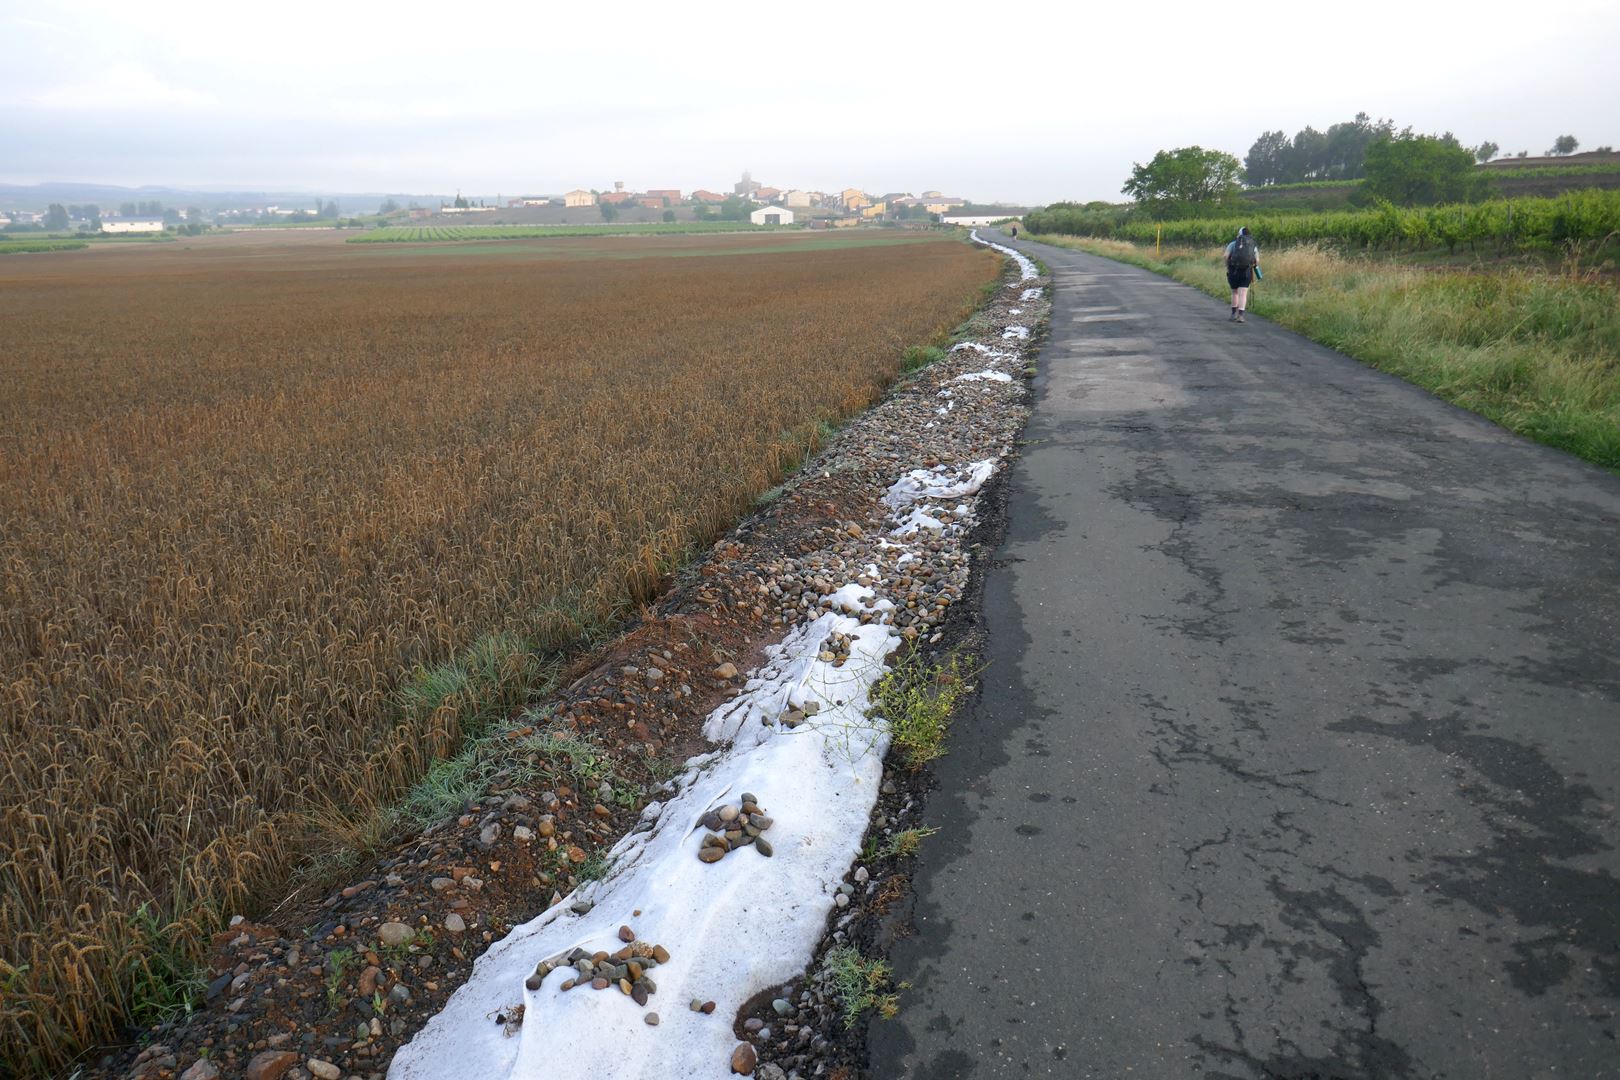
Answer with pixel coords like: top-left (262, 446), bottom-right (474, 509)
top-left (102, 217), bottom-right (164, 234)
top-left (941, 213), bottom-right (1021, 228)
top-left (749, 205), bottom-right (794, 226)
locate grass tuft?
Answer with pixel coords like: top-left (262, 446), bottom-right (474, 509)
top-left (821, 945), bottom-right (901, 1027)
top-left (869, 648), bottom-right (980, 769)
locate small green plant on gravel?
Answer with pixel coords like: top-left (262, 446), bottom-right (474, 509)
top-left (523, 730), bottom-right (618, 786)
top-left (612, 780), bottom-right (647, 810)
top-left (638, 750), bottom-right (684, 787)
top-left (324, 948), bottom-right (355, 1012)
top-left (577, 851), bottom-right (612, 882)
top-left (869, 648), bottom-right (980, 768)
top-left (882, 825), bottom-right (939, 860)
top-left (821, 945), bottom-right (900, 1027)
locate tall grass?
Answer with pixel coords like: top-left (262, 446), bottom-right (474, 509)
top-left (1033, 235), bottom-right (1620, 470)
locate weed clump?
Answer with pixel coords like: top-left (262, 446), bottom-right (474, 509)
top-left (821, 945), bottom-right (900, 1027)
top-left (868, 649), bottom-right (979, 769)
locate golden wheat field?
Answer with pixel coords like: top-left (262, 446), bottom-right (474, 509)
top-left (0, 230), bottom-right (998, 1074)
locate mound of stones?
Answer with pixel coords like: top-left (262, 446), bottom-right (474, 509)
top-left (527, 925), bottom-right (670, 1017)
top-left (697, 792), bottom-right (774, 862)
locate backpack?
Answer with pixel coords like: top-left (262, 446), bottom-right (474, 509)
top-left (1231, 234), bottom-right (1257, 267)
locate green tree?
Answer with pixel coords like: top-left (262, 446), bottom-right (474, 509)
top-left (718, 195), bottom-right (755, 221)
top-left (1549, 134), bottom-right (1579, 156)
top-left (453, 191), bottom-right (469, 209)
top-left (600, 202), bottom-right (619, 222)
top-left (1122, 146), bottom-right (1242, 218)
top-left (379, 198), bottom-right (400, 214)
top-left (661, 209), bottom-right (676, 222)
top-left (1244, 130), bottom-right (1291, 186)
top-left (1474, 141), bottom-right (1499, 163)
top-left (44, 203), bottom-right (69, 230)
top-left (1363, 131), bottom-right (1484, 205)
top-left (1319, 113), bottom-right (1394, 179)
top-left (319, 200), bottom-right (339, 219)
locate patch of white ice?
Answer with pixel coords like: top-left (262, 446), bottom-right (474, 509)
top-left (890, 506), bottom-right (949, 537)
top-left (389, 611), bottom-right (900, 1080)
top-left (954, 371), bottom-right (1013, 384)
top-left (1020, 287), bottom-right (1042, 302)
top-left (883, 460), bottom-right (998, 511)
top-left (1002, 325), bottom-right (1030, 341)
top-left (825, 582), bottom-right (895, 616)
top-left (969, 229), bottom-right (1038, 281)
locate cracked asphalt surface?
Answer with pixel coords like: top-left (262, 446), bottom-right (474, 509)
top-left (868, 233), bottom-right (1620, 1079)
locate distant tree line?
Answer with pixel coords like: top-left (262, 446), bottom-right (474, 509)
top-left (1243, 113), bottom-right (1398, 186)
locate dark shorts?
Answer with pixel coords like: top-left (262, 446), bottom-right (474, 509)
top-left (1227, 264), bottom-right (1254, 289)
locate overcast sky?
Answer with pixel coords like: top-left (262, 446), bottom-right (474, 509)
top-left (3, 0), bottom-right (1617, 205)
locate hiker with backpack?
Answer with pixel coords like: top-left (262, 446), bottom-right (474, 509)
top-left (1224, 227), bottom-right (1261, 322)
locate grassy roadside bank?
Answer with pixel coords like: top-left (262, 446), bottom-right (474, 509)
top-left (1029, 234), bottom-right (1620, 471)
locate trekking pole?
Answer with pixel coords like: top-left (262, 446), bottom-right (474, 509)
top-left (1156, 223), bottom-right (1162, 257)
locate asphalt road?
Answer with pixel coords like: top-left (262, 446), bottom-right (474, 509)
top-left (868, 233), bottom-right (1620, 1079)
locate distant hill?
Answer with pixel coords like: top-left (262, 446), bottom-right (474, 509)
top-left (0, 181), bottom-right (450, 213)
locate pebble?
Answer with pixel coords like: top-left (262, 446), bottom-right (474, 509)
top-left (244, 1051), bottom-right (299, 1080)
top-left (619, 925), bottom-right (636, 942)
top-left (514, 825), bottom-right (534, 841)
top-left (179, 1062), bottom-right (219, 1080)
top-left (833, 893), bottom-right (849, 908)
top-left (645, 1011), bottom-right (660, 1025)
top-left (378, 921), bottom-right (413, 947)
top-left (480, 823), bottom-right (500, 846)
top-left (731, 1042), bottom-right (758, 1075)
top-left (772, 998), bottom-right (791, 1015)
top-left (713, 662), bottom-right (739, 680)
top-left (306, 1061), bottom-right (341, 1080)
top-left (443, 913), bottom-right (467, 933)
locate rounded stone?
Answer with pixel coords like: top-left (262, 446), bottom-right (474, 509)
top-left (377, 922), bottom-right (414, 948)
top-left (645, 1011), bottom-right (660, 1026)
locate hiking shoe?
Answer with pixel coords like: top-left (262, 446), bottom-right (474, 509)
top-left (1228, 311), bottom-right (1238, 322)
top-left (1235, 313), bottom-right (1246, 323)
